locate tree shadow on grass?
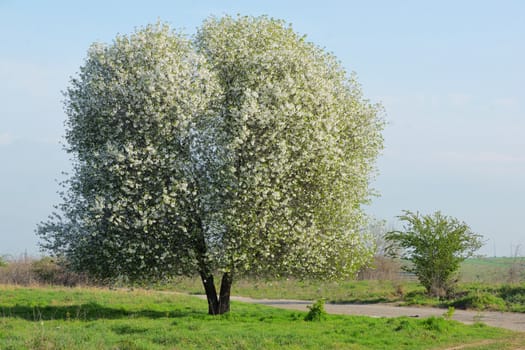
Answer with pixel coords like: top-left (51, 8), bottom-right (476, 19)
top-left (0, 302), bottom-right (206, 321)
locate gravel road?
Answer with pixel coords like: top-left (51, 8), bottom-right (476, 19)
top-left (230, 296), bottom-right (525, 332)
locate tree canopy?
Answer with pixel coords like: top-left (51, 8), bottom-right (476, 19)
top-left (38, 16), bottom-right (384, 314)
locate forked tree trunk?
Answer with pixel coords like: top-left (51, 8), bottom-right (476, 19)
top-left (218, 272), bottom-right (232, 314)
top-left (194, 214), bottom-right (232, 315)
top-left (200, 271), bottom-right (219, 315)
top-left (199, 271), bottom-right (233, 315)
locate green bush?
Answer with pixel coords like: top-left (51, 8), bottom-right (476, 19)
top-left (386, 211), bottom-right (483, 298)
top-left (422, 316), bottom-right (450, 332)
top-left (451, 292), bottom-right (507, 311)
top-left (498, 284), bottom-right (525, 312)
top-left (499, 285), bottom-right (525, 301)
top-left (390, 318), bottom-right (417, 332)
top-left (443, 306), bottom-right (455, 320)
top-left (304, 299), bottom-right (327, 321)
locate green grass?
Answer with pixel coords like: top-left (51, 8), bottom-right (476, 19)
top-left (169, 275), bottom-right (525, 313)
top-left (460, 257), bottom-right (525, 283)
top-left (168, 257), bottom-right (524, 304)
top-left (398, 283), bottom-right (525, 312)
top-left (163, 257), bottom-right (525, 313)
top-left (170, 277), bottom-right (424, 303)
top-left (1, 286), bottom-right (523, 350)
top-left (448, 283), bottom-right (525, 312)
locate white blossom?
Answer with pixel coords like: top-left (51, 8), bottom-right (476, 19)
top-left (38, 17), bottom-right (383, 284)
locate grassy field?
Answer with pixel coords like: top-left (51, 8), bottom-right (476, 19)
top-left (162, 257), bottom-right (525, 313)
top-left (1, 255), bottom-right (524, 312)
top-left (1, 286), bottom-right (524, 350)
top-left (169, 276), bottom-right (525, 312)
top-left (460, 257), bottom-right (525, 283)
top-left (169, 277), bottom-right (422, 303)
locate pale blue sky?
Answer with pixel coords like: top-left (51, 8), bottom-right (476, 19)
top-left (1, 0), bottom-right (523, 257)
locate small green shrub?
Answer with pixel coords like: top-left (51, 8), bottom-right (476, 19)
top-left (499, 285), bottom-right (525, 301)
top-left (497, 284), bottom-right (525, 312)
top-left (304, 299), bottom-right (327, 322)
top-left (390, 318), bottom-right (416, 332)
top-left (443, 306), bottom-right (455, 320)
top-left (452, 292), bottom-right (507, 311)
top-left (422, 316), bottom-right (450, 333)
top-left (402, 290), bottom-right (442, 307)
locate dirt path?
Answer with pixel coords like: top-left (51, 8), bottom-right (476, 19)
top-left (229, 296), bottom-right (525, 332)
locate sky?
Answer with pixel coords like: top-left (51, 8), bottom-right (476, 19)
top-left (0, 0), bottom-right (524, 257)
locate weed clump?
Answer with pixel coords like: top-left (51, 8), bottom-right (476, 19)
top-left (451, 292), bottom-right (507, 311)
top-left (422, 316), bottom-right (450, 333)
top-left (304, 299), bottom-right (327, 321)
top-left (442, 306), bottom-right (455, 320)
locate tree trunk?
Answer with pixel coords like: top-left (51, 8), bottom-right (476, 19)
top-left (193, 208), bottom-right (232, 315)
top-left (218, 272), bottom-right (233, 314)
top-left (200, 271), bottom-right (219, 315)
top-left (199, 271), bottom-right (233, 315)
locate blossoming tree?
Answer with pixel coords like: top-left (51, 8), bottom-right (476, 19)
top-left (38, 16), bottom-right (384, 315)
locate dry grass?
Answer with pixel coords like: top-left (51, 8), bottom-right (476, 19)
top-left (0, 255), bottom-right (89, 287)
top-left (358, 255), bottom-right (408, 281)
